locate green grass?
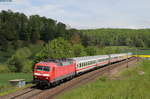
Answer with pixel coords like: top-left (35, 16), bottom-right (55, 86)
top-left (0, 73), bottom-right (33, 96)
top-left (136, 50), bottom-right (150, 55)
top-left (57, 60), bottom-right (150, 99)
top-left (0, 73), bottom-right (32, 86)
top-left (102, 46), bottom-right (150, 55)
top-left (0, 84), bottom-right (33, 96)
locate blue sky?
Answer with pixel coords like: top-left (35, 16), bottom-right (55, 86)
top-left (0, 0), bottom-right (150, 29)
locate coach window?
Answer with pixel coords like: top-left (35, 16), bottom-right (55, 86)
top-left (78, 64), bottom-right (80, 68)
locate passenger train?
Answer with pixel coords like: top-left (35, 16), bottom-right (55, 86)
top-left (33, 53), bottom-right (132, 86)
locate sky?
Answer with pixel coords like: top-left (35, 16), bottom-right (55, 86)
top-left (0, 0), bottom-right (150, 29)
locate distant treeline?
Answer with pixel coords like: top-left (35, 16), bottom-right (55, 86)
top-left (80, 29), bottom-right (150, 48)
top-left (0, 10), bottom-right (77, 51)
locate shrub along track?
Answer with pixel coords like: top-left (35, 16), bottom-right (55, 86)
top-left (0, 57), bottom-right (138, 99)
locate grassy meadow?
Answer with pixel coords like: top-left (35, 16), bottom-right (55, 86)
top-left (57, 60), bottom-right (150, 99)
top-left (0, 73), bottom-right (32, 95)
top-left (0, 73), bottom-right (32, 96)
top-left (0, 73), bottom-right (32, 86)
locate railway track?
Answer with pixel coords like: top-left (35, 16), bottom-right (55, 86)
top-left (1, 57), bottom-right (138, 99)
top-left (0, 86), bottom-right (44, 99)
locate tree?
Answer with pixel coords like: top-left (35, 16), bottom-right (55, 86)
top-left (35, 37), bottom-right (74, 62)
top-left (7, 47), bottom-right (31, 72)
top-left (70, 33), bottom-right (81, 44)
top-left (86, 46), bottom-right (98, 56)
top-left (29, 15), bottom-right (41, 43)
top-left (56, 22), bottom-right (67, 38)
top-left (72, 44), bottom-right (87, 57)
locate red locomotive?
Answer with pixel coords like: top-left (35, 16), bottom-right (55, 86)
top-left (33, 53), bottom-right (132, 87)
top-left (33, 59), bottom-right (76, 86)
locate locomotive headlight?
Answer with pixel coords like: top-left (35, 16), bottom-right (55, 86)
top-left (34, 73), bottom-right (41, 75)
top-left (43, 74), bottom-right (49, 76)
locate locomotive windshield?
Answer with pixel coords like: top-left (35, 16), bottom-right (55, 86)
top-left (36, 66), bottom-right (50, 72)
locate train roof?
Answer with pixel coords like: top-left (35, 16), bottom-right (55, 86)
top-left (70, 53), bottom-right (132, 63)
top-left (41, 58), bottom-right (74, 66)
top-left (70, 55), bottom-right (109, 63)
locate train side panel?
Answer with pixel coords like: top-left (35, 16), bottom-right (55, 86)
top-left (54, 63), bottom-right (76, 82)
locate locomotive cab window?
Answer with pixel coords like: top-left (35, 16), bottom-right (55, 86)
top-left (36, 66), bottom-right (50, 72)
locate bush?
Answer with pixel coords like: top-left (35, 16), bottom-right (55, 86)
top-left (0, 64), bottom-right (10, 73)
top-left (7, 47), bottom-right (32, 72)
top-left (21, 60), bottom-right (33, 73)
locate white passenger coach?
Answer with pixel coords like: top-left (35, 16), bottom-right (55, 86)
top-left (71, 53), bottom-right (132, 74)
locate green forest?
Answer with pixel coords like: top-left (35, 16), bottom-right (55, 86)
top-left (80, 29), bottom-right (150, 47)
top-left (0, 10), bottom-right (150, 73)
